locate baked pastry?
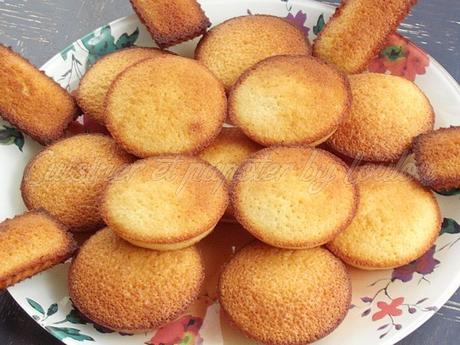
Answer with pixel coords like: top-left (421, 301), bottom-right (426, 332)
top-left (101, 155), bottom-right (229, 250)
top-left (413, 126), bottom-right (460, 192)
top-left (130, 0), bottom-right (210, 48)
top-left (197, 222), bottom-right (255, 301)
top-left (69, 228), bottom-right (204, 332)
top-left (229, 55), bottom-right (351, 146)
top-left (199, 127), bottom-right (261, 217)
top-left (195, 15), bottom-right (311, 89)
top-left (313, 0), bottom-right (417, 73)
top-left (327, 73), bottom-right (434, 163)
top-left (219, 242), bottom-right (351, 345)
top-left (0, 210), bottom-right (76, 290)
top-left (105, 55), bottom-right (226, 157)
top-left (231, 147), bottom-right (358, 249)
top-left (77, 47), bottom-right (166, 124)
top-left (21, 134), bottom-right (134, 232)
top-left (0, 44), bottom-right (78, 144)
top-left (328, 165), bottom-right (441, 270)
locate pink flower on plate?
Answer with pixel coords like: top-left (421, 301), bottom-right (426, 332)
top-left (368, 33), bottom-right (429, 81)
top-left (146, 315), bottom-right (203, 345)
top-left (372, 298), bottom-right (404, 321)
top-left (285, 10), bottom-right (310, 36)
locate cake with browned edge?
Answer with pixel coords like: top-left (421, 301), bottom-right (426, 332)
top-left (219, 242), bottom-right (351, 345)
top-left (0, 210), bottom-right (76, 290)
top-left (21, 134), bottom-right (135, 232)
top-left (328, 165), bottom-right (441, 270)
top-left (0, 45), bottom-right (78, 145)
top-left (69, 228), bottom-right (204, 333)
top-left (101, 155), bottom-right (229, 250)
top-left (195, 15), bottom-right (311, 89)
top-left (231, 146), bottom-right (358, 249)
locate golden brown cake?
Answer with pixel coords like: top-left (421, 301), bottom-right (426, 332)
top-left (76, 47), bottom-right (167, 124)
top-left (327, 73), bottom-right (434, 163)
top-left (199, 127), bottom-right (261, 217)
top-left (413, 126), bottom-right (460, 191)
top-left (195, 15), bottom-right (311, 89)
top-left (21, 134), bottom-right (135, 232)
top-left (0, 210), bottom-right (76, 290)
top-left (101, 155), bottom-right (229, 250)
top-left (218, 242), bottom-right (351, 345)
top-left (231, 147), bottom-right (358, 249)
top-left (69, 228), bottom-right (204, 332)
top-left (130, 0), bottom-right (210, 48)
top-left (328, 165), bottom-right (441, 270)
top-left (313, 0), bottom-right (417, 74)
top-left (229, 55), bottom-right (351, 146)
top-left (105, 55), bottom-right (226, 157)
top-left (0, 45), bottom-right (78, 144)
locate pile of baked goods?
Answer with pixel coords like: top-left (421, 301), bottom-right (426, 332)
top-left (0, 0), bottom-right (458, 343)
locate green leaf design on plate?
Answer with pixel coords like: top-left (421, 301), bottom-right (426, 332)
top-left (55, 309), bottom-right (87, 325)
top-left (47, 303), bottom-right (58, 317)
top-left (115, 27), bottom-right (140, 49)
top-left (441, 218), bottom-right (460, 235)
top-left (61, 45), bottom-right (76, 61)
top-left (80, 25), bottom-right (140, 69)
top-left (435, 188), bottom-right (460, 196)
top-left (27, 298), bottom-right (44, 315)
top-left (0, 125), bottom-right (24, 151)
top-left (313, 14), bottom-right (325, 35)
top-left (46, 326), bottom-right (94, 342)
top-left (381, 45), bottom-right (405, 61)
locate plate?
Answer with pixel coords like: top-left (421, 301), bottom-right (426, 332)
top-left (4, 0), bottom-right (460, 344)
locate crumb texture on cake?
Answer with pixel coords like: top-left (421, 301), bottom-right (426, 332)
top-left (313, 0), bottom-right (417, 73)
top-left (199, 127), bottom-right (262, 182)
top-left (130, 0), bottom-right (210, 47)
top-left (328, 165), bottom-right (441, 270)
top-left (231, 147), bottom-right (357, 249)
top-left (195, 15), bottom-right (311, 88)
top-left (101, 155), bottom-right (229, 247)
top-left (414, 127), bottom-right (460, 191)
top-left (0, 45), bottom-right (78, 144)
top-left (229, 55), bottom-right (351, 146)
top-left (0, 210), bottom-right (76, 289)
top-left (327, 73), bottom-right (434, 163)
top-left (105, 55), bottom-right (226, 157)
top-left (77, 47), bottom-right (166, 124)
top-left (219, 242), bottom-right (351, 345)
top-left (21, 134), bottom-right (134, 232)
top-left (69, 228), bottom-right (204, 332)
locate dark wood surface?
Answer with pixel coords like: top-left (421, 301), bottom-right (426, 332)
top-left (0, 0), bottom-right (459, 344)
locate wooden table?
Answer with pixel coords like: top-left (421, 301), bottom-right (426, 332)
top-left (0, 0), bottom-right (459, 344)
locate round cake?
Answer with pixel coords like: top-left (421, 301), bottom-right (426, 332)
top-left (231, 146), bottom-right (358, 249)
top-left (195, 15), bottom-right (311, 89)
top-left (328, 165), bottom-right (442, 269)
top-left (218, 242), bottom-right (351, 345)
top-left (101, 155), bottom-right (229, 250)
top-left (229, 55), bottom-right (351, 146)
top-left (69, 228), bottom-right (204, 333)
top-left (21, 134), bottom-right (134, 232)
top-left (77, 47), bottom-right (167, 124)
top-left (105, 55), bottom-right (226, 157)
top-left (327, 73), bottom-right (434, 163)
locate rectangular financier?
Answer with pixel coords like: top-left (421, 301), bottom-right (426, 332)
top-left (130, 0), bottom-right (210, 48)
top-left (313, 0), bottom-right (417, 74)
top-left (0, 45), bottom-right (78, 145)
top-left (0, 211), bottom-right (76, 290)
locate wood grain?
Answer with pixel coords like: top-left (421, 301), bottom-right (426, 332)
top-left (0, 1), bottom-right (459, 345)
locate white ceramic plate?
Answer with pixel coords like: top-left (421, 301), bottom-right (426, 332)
top-left (5, 0), bottom-right (460, 344)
